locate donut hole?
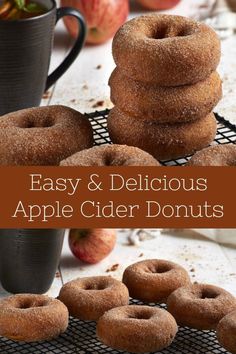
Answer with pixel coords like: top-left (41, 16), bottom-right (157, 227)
top-left (19, 117), bottom-right (54, 129)
top-left (104, 154), bottom-right (113, 166)
top-left (16, 299), bottom-right (47, 309)
top-left (102, 153), bottom-right (125, 166)
top-left (17, 300), bottom-right (33, 309)
top-left (129, 311), bottom-right (152, 320)
top-left (152, 25), bottom-right (195, 39)
top-left (27, 119), bottom-right (53, 128)
top-left (146, 263), bottom-right (171, 274)
top-left (152, 25), bottom-right (168, 39)
top-left (200, 289), bottom-right (219, 300)
top-left (84, 283), bottom-right (107, 291)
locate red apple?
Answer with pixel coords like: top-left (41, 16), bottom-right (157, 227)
top-left (61, 0), bottom-right (129, 44)
top-left (136, 0), bottom-right (181, 10)
top-left (69, 229), bottom-right (116, 263)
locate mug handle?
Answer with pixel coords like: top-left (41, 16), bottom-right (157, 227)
top-left (45, 7), bottom-right (86, 91)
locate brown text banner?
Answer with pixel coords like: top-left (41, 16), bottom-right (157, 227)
top-left (0, 166), bottom-right (234, 228)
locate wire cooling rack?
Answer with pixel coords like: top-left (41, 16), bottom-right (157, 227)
top-left (0, 300), bottom-right (228, 354)
top-left (87, 109), bottom-right (236, 166)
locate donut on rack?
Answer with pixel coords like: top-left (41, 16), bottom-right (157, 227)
top-left (0, 294), bottom-right (69, 342)
top-left (217, 310), bottom-right (236, 354)
top-left (122, 259), bottom-right (191, 303)
top-left (167, 283), bottom-right (236, 330)
top-left (107, 108), bottom-right (217, 160)
top-left (0, 105), bottom-right (93, 165)
top-left (58, 276), bottom-right (129, 321)
top-left (97, 305), bottom-right (178, 353)
top-left (60, 144), bottom-right (160, 166)
top-left (186, 144), bottom-right (236, 166)
top-left (112, 14), bottom-right (221, 86)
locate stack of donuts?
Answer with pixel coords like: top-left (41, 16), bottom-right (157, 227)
top-left (108, 14), bottom-right (222, 160)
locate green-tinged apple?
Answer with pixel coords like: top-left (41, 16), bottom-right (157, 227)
top-left (61, 0), bottom-right (129, 44)
top-left (137, 0), bottom-right (181, 10)
top-left (69, 229), bottom-right (116, 264)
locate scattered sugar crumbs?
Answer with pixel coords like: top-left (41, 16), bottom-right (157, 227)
top-left (43, 91), bottom-right (52, 99)
top-left (106, 263), bottom-right (119, 272)
top-left (92, 100), bottom-right (104, 108)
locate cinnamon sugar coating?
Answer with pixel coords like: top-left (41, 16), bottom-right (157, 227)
top-left (60, 144), bottom-right (160, 166)
top-left (97, 305), bottom-right (178, 353)
top-left (217, 310), bottom-right (236, 353)
top-left (107, 108), bottom-right (217, 160)
top-left (0, 294), bottom-right (68, 342)
top-left (112, 14), bottom-right (221, 86)
top-left (0, 105), bottom-right (93, 165)
top-left (123, 259), bottom-right (190, 303)
top-left (167, 284), bottom-right (236, 330)
top-left (109, 68), bottom-right (222, 123)
top-left (187, 144), bottom-right (236, 166)
top-left (58, 276), bottom-right (129, 321)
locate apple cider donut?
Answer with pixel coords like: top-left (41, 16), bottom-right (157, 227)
top-left (60, 144), bottom-right (160, 166)
top-left (107, 108), bottom-right (217, 160)
top-left (217, 310), bottom-right (236, 354)
top-left (97, 305), bottom-right (178, 353)
top-left (187, 144), bottom-right (236, 166)
top-left (0, 294), bottom-right (69, 342)
top-left (167, 284), bottom-right (236, 330)
top-left (112, 14), bottom-right (221, 86)
top-left (58, 276), bottom-right (129, 321)
top-left (122, 259), bottom-right (190, 303)
top-left (0, 105), bottom-right (93, 165)
top-left (109, 69), bottom-right (222, 123)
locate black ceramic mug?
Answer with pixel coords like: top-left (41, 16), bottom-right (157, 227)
top-left (0, 0), bottom-right (86, 115)
top-left (0, 229), bottom-right (65, 294)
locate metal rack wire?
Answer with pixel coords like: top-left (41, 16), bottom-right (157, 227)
top-left (87, 109), bottom-right (236, 166)
top-left (0, 300), bottom-right (228, 353)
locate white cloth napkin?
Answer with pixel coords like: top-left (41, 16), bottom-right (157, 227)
top-left (192, 229), bottom-right (236, 245)
top-left (172, 0), bottom-right (217, 19)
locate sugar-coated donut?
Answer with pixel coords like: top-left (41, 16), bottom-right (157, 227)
top-left (60, 144), bottom-right (160, 166)
top-left (0, 105), bottom-right (93, 165)
top-left (0, 294), bottom-right (68, 342)
top-left (112, 14), bottom-right (221, 86)
top-left (122, 259), bottom-right (190, 303)
top-left (109, 69), bottom-right (222, 123)
top-left (58, 276), bottom-right (129, 321)
top-left (167, 284), bottom-right (236, 330)
top-left (217, 310), bottom-right (236, 354)
top-left (97, 305), bottom-right (178, 353)
top-left (187, 144), bottom-right (236, 166)
top-left (108, 108), bottom-right (217, 160)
